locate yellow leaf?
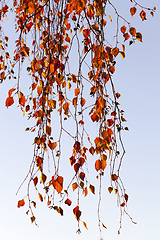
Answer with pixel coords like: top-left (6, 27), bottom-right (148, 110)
top-left (108, 15), bottom-right (112, 22)
top-left (83, 221), bottom-right (88, 230)
top-left (120, 51), bottom-right (125, 59)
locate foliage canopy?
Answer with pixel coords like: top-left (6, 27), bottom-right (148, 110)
top-left (0, 0), bottom-right (156, 235)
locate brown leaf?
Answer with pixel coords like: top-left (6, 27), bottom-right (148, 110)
top-left (89, 184), bottom-right (95, 194)
top-left (38, 193), bottom-right (43, 202)
top-left (41, 173), bottom-right (47, 184)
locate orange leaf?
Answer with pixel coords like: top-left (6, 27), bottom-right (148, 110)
top-left (89, 146), bottom-right (95, 155)
top-left (52, 176), bottom-right (63, 194)
top-left (74, 88), bottom-right (80, 96)
top-left (37, 86), bottom-right (42, 96)
top-left (129, 27), bottom-right (136, 36)
top-left (38, 193), bottom-right (43, 202)
top-left (120, 25), bottom-right (126, 33)
top-left (8, 88), bottom-right (15, 97)
top-left (19, 94), bottom-right (26, 107)
top-left (109, 65), bottom-right (115, 74)
top-left (17, 199), bottom-right (25, 208)
top-left (95, 159), bottom-right (101, 171)
top-left (72, 182), bottom-right (78, 191)
top-left (84, 187), bottom-right (88, 197)
top-left (111, 174), bottom-right (118, 181)
top-left (80, 97), bottom-right (86, 107)
top-left (111, 47), bottom-right (119, 57)
top-left (72, 97), bottom-right (77, 107)
top-left (83, 221), bottom-right (88, 230)
top-left (6, 96), bottom-right (14, 108)
top-left (140, 10), bottom-right (146, 21)
top-left (41, 173), bottom-right (47, 184)
top-left (46, 125), bottom-right (51, 136)
top-left (130, 7), bottom-right (137, 16)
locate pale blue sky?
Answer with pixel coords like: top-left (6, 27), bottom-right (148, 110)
top-left (0, 1), bottom-right (160, 239)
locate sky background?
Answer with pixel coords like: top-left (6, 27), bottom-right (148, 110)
top-left (0, 0), bottom-right (160, 239)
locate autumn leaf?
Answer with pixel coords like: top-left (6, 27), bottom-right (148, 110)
top-left (129, 27), bottom-right (136, 36)
top-left (30, 216), bottom-right (36, 223)
top-left (130, 7), bottom-right (137, 16)
top-left (84, 187), bottom-right (88, 197)
top-left (120, 25), bottom-right (126, 33)
top-left (109, 65), bottom-right (115, 74)
top-left (83, 221), bottom-right (88, 230)
top-left (6, 96), bottom-right (14, 108)
top-left (121, 202), bottom-right (125, 207)
top-left (74, 163), bottom-right (80, 173)
top-left (46, 125), bottom-right (51, 136)
top-left (33, 176), bottom-right (38, 186)
top-left (41, 173), bottom-right (47, 184)
top-left (89, 184), bottom-right (95, 194)
top-left (124, 193), bottom-right (129, 202)
top-left (74, 88), bottom-right (80, 96)
top-left (108, 187), bottom-right (113, 193)
top-left (58, 207), bottom-right (63, 216)
top-left (89, 146), bottom-right (95, 155)
top-left (80, 97), bottom-right (86, 107)
top-left (72, 182), bottom-right (78, 191)
top-left (38, 193), bottom-right (43, 202)
top-left (111, 47), bottom-right (119, 57)
top-left (136, 32), bottom-right (143, 42)
top-left (65, 198), bottom-right (72, 206)
top-left (52, 176), bottom-right (63, 194)
top-left (79, 172), bottom-right (85, 181)
top-left (111, 174), bottom-right (118, 181)
top-left (140, 10), bottom-right (147, 21)
top-left (17, 199), bottom-right (25, 208)
top-left (19, 92), bottom-right (26, 107)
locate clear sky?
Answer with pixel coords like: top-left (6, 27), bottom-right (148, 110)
top-left (0, 1), bottom-right (160, 240)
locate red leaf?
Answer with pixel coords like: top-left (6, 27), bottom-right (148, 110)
top-left (121, 202), bottom-right (125, 207)
top-left (33, 176), bottom-right (38, 186)
top-left (124, 193), bottom-right (129, 202)
top-left (65, 198), bottom-right (72, 206)
top-left (107, 119), bottom-right (114, 127)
